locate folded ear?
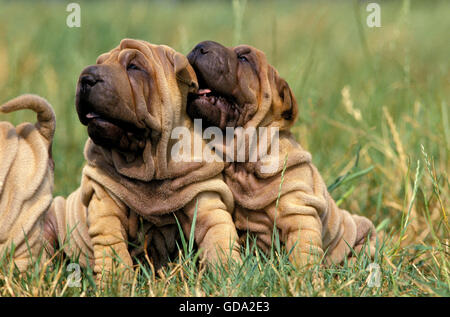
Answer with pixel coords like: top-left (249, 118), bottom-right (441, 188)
top-left (273, 68), bottom-right (298, 127)
top-left (172, 51), bottom-right (199, 93)
top-left (96, 52), bottom-right (111, 64)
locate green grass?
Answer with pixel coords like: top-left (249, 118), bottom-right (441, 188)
top-left (0, 0), bottom-right (448, 296)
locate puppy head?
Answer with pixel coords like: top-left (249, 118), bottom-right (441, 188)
top-left (187, 41), bottom-right (297, 130)
top-left (76, 39), bottom-right (198, 152)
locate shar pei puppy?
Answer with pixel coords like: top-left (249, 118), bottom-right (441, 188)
top-left (186, 41), bottom-right (377, 267)
top-left (0, 94), bottom-right (55, 271)
top-left (44, 39), bottom-right (240, 276)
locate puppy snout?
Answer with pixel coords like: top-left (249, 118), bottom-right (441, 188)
top-left (188, 41), bottom-right (224, 64)
top-left (80, 74), bottom-right (98, 88)
top-left (196, 43), bottom-right (209, 55)
top-left (79, 65), bottom-right (103, 90)
top-left (194, 41), bottom-right (224, 55)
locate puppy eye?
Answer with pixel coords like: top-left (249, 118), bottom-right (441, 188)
top-left (127, 63), bottom-right (141, 71)
top-left (238, 55), bottom-right (248, 62)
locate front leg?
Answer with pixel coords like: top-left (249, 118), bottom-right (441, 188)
top-left (87, 186), bottom-right (133, 277)
top-left (183, 192), bottom-right (241, 266)
top-left (273, 190), bottom-right (324, 268)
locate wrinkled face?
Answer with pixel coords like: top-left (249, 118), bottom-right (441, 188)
top-left (76, 47), bottom-right (152, 152)
top-left (76, 39), bottom-right (200, 154)
top-left (77, 41), bottom-right (197, 153)
top-left (187, 41), bottom-right (260, 130)
top-left (187, 41), bottom-right (297, 131)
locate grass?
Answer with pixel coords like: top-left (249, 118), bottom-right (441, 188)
top-left (0, 0), bottom-right (448, 296)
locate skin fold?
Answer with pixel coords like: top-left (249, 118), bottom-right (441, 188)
top-left (44, 39), bottom-right (241, 278)
top-left (0, 95), bottom-right (55, 271)
top-left (187, 41), bottom-right (377, 267)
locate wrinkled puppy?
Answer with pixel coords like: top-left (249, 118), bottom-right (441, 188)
top-left (45, 39), bottom-right (240, 275)
top-left (187, 41), bottom-right (377, 266)
top-left (0, 94), bottom-right (55, 271)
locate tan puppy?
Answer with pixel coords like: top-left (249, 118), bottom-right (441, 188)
top-left (44, 39), bottom-right (240, 275)
top-left (0, 94), bottom-right (55, 271)
top-left (187, 41), bottom-right (377, 266)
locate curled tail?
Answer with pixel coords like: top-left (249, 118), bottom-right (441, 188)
top-left (0, 94), bottom-right (56, 143)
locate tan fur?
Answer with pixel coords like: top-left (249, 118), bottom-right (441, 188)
top-left (0, 94), bottom-right (55, 271)
top-left (200, 45), bottom-right (377, 266)
top-left (45, 40), bottom-right (240, 275)
top-left (226, 133), bottom-right (376, 265)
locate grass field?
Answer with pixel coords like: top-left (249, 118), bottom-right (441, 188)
top-left (0, 0), bottom-right (448, 296)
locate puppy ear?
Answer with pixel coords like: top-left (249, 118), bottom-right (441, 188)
top-left (96, 52), bottom-right (110, 64)
top-left (172, 52), bottom-right (199, 93)
top-left (274, 71), bottom-right (298, 126)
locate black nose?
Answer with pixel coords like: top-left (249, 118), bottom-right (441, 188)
top-left (80, 74), bottom-right (98, 87)
top-left (197, 44), bottom-right (209, 55)
top-left (79, 65), bottom-right (102, 91)
top-left (194, 41), bottom-right (223, 55)
top-left (188, 40), bottom-right (226, 64)
top-left (191, 43), bottom-right (210, 57)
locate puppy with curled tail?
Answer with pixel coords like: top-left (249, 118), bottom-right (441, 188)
top-left (44, 39), bottom-right (241, 278)
top-left (0, 94), bottom-right (55, 271)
